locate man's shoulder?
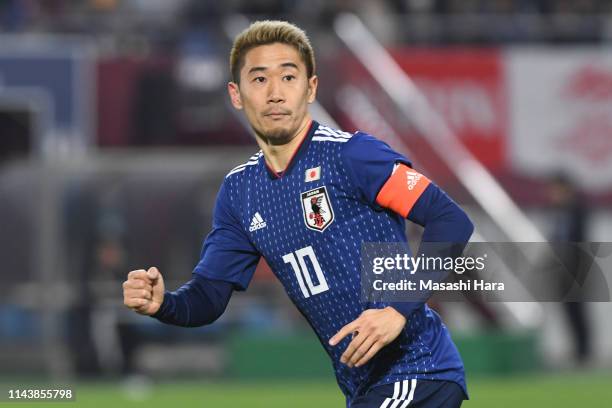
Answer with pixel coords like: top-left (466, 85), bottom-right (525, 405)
top-left (217, 150), bottom-right (263, 216)
top-left (312, 124), bottom-right (383, 151)
top-left (311, 123), bottom-right (356, 144)
top-left (224, 150), bottom-right (263, 181)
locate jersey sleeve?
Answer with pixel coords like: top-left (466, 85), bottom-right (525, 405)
top-left (341, 132), bottom-right (414, 211)
top-left (193, 181), bottom-right (260, 291)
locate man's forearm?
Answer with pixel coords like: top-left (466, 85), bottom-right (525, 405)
top-left (391, 183), bottom-right (474, 319)
top-left (152, 274), bottom-right (233, 327)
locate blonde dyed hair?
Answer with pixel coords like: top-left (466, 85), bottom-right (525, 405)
top-left (229, 20), bottom-right (316, 83)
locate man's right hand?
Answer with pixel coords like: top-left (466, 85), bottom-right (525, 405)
top-left (123, 267), bottom-right (165, 316)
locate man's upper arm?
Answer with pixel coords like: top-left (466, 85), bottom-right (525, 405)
top-left (341, 131), bottom-right (471, 233)
top-left (193, 181), bottom-right (260, 291)
top-left (342, 131), bottom-right (421, 213)
top-left (342, 131), bottom-right (473, 319)
top-left (375, 162), bottom-right (473, 241)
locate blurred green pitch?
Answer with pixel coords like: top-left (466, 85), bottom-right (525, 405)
top-left (2, 373), bottom-right (610, 407)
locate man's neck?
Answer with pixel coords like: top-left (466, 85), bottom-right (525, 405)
top-left (257, 116), bottom-right (312, 173)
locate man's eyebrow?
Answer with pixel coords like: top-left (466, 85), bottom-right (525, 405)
top-left (280, 62), bottom-right (299, 70)
top-left (247, 62), bottom-right (299, 75)
top-left (247, 66), bottom-right (267, 75)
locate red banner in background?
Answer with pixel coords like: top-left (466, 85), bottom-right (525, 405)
top-left (331, 47), bottom-right (612, 201)
top-left (390, 49), bottom-right (507, 170)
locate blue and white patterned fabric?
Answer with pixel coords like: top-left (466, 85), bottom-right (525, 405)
top-left (193, 121), bottom-right (466, 401)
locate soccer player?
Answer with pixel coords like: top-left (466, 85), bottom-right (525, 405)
top-left (123, 20), bottom-right (474, 408)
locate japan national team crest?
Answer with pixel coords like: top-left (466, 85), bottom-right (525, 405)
top-left (301, 186), bottom-right (335, 232)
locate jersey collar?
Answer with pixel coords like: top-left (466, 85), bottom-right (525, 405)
top-left (263, 120), bottom-right (319, 180)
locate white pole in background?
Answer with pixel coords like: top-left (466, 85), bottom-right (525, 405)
top-left (334, 13), bottom-right (546, 244)
top-left (335, 14), bottom-right (544, 327)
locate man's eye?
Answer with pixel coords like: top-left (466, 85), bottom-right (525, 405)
top-left (253, 77), bottom-right (266, 83)
top-left (284, 75), bottom-right (295, 81)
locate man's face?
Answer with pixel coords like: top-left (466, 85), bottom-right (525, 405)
top-left (228, 42), bottom-right (318, 145)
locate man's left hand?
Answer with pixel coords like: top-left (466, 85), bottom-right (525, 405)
top-left (329, 307), bottom-right (406, 368)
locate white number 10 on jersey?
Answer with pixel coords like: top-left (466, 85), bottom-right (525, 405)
top-left (282, 246), bottom-right (329, 298)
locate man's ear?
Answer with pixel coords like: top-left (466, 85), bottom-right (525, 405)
top-left (228, 82), bottom-right (243, 110)
top-left (307, 75), bottom-right (318, 104)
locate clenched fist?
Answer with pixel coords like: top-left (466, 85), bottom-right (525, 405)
top-left (122, 267), bottom-right (165, 315)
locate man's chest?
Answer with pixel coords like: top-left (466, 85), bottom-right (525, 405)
top-left (245, 174), bottom-right (374, 303)
top-left (242, 173), bottom-right (342, 248)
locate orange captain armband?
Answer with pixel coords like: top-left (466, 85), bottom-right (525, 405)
top-left (375, 163), bottom-right (431, 218)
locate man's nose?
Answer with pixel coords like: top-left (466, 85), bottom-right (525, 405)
top-left (267, 78), bottom-right (285, 103)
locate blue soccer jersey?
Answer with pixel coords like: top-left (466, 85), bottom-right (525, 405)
top-left (193, 121), bottom-right (467, 400)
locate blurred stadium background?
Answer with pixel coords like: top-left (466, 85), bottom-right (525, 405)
top-left (1, 0), bottom-right (612, 406)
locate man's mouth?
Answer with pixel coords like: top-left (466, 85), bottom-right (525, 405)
top-left (264, 110), bottom-right (291, 119)
top-left (267, 115), bottom-right (287, 121)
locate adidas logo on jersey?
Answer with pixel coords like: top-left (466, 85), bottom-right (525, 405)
top-left (249, 212), bottom-right (267, 232)
top-left (406, 171), bottom-right (423, 191)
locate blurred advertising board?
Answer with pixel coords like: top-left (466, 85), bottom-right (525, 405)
top-left (507, 48), bottom-right (612, 193)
